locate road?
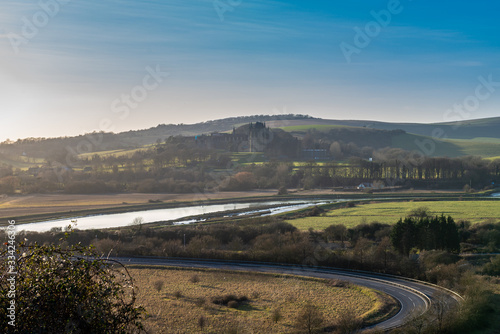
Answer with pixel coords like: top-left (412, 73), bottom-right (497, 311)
top-left (113, 257), bottom-right (462, 331)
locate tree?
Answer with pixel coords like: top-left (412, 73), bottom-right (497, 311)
top-left (353, 237), bottom-right (372, 265)
top-left (0, 241), bottom-right (144, 333)
top-left (295, 302), bottom-right (324, 334)
top-left (325, 224), bottom-right (347, 247)
top-left (335, 305), bottom-right (362, 334)
top-left (483, 255), bottom-right (500, 276)
top-left (391, 215), bottom-right (460, 255)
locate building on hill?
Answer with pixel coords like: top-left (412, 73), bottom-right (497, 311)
top-left (302, 149), bottom-right (329, 161)
top-left (357, 183), bottom-right (373, 190)
top-left (195, 131), bottom-right (248, 151)
top-left (195, 122), bottom-right (270, 152)
top-left (357, 181), bottom-right (385, 190)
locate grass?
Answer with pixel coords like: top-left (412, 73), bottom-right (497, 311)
top-left (444, 137), bottom-right (500, 158)
top-left (281, 123), bottom-right (500, 158)
top-left (231, 152), bottom-right (267, 164)
top-left (77, 147), bottom-right (151, 159)
top-left (279, 124), bottom-right (352, 132)
top-left (287, 200), bottom-right (500, 230)
top-left (0, 155), bottom-right (45, 170)
top-left (128, 266), bottom-right (398, 333)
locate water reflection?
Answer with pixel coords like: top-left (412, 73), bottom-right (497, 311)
top-left (16, 200), bottom-right (330, 232)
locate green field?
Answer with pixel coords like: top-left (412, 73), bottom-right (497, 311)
top-left (287, 200), bottom-right (500, 230)
top-left (0, 155), bottom-right (45, 170)
top-left (279, 123), bottom-right (500, 158)
top-left (279, 124), bottom-right (353, 132)
top-left (444, 138), bottom-right (500, 157)
top-left (231, 152), bottom-right (267, 165)
top-left (78, 146), bottom-right (151, 159)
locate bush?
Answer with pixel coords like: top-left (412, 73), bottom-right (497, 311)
top-left (211, 294), bottom-right (248, 307)
top-left (483, 255), bottom-right (500, 276)
top-left (277, 186), bottom-right (288, 195)
top-left (0, 242), bottom-right (144, 333)
top-left (271, 308), bottom-right (282, 323)
top-left (189, 274), bottom-right (200, 283)
top-left (227, 300), bottom-right (239, 309)
top-left (153, 280), bottom-right (164, 292)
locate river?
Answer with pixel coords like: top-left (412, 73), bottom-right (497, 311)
top-left (14, 192), bottom-right (499, 232)
top-left (15, 200), bottom-right (335, 232)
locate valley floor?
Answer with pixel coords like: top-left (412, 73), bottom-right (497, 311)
top-left (0, 188), bottom-right (464, 220)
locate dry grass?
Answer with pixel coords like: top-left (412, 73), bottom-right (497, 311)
top-left (128, 266), bottom-right (397, 333)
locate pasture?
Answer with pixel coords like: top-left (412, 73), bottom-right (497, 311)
top-left (287, 199), bottom-right (500, 230)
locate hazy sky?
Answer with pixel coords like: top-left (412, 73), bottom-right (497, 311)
top-left (1, 0), bottom-right (499, 141)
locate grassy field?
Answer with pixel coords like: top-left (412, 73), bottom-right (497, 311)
top-left (231, 152), bottom-right (267, 165)
top-left (128, 266), bottom-right (397, 333)
top-left (279, 123), bottom-right (500, 158)
top-left (444, 137), bottom-right (500, 157)
top-left (287, 200), bottom-right (500, 230)
top-left (279, 124), bottom-right (352, 132)
top-left (78, 146), bottom-right (152, 159)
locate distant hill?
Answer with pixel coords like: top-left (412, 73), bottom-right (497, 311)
top-left (268, 118), bottom-right (500, 158)
top-left (115, 114), bottom-right (314, 146)
top-left (1, 115), bottom-right (499, 166)
top-left (265, 116), bottom-right (500, 140)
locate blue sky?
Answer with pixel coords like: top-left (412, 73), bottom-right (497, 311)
top-left (1, 0), bottom-right (499, 141)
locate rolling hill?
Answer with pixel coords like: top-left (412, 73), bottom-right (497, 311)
top-left (1, 114), bottom-right (499, 166)
top-left (265, 116), bottom-right (500, 140)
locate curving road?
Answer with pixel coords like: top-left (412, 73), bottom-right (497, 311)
top-left (113, 257), bottom-right (461, 331)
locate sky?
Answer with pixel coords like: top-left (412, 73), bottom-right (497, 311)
top-left (1, 0), bottom-right (499, 141)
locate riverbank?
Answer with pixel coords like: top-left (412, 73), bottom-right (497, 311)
top-left (0, 188), bottom-right (489, 226)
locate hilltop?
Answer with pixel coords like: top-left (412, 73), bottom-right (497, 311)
top-left (0, 115), bottom-right (499, 169)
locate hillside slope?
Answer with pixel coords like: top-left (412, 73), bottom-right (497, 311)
top-left (266, 116), bottom-right (500, 140)
top-left (1, 115), bottom-right (499, 166)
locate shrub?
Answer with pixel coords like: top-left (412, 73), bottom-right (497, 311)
top-left (227, 300), bottom-right (239, 309)
top-left (153, 280), bottom-right (164, 292)
top-left (271, 308), bottom-right (282, 323)
top-left (0, 242), bottom-right (144, 333)
top-left (189, 274), bottom-right (200, 283)
top-left (277, 186), bottom-right (288, 195)
top-left (198, 316), bottom-right (206, 330)
top-left (211, 294), bottom-right (248, 307)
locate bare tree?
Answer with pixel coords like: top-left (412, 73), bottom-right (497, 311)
top-left (295, 302), bottom-right (324, 334)
top-left (335, 305), bottom-right (362, 334)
